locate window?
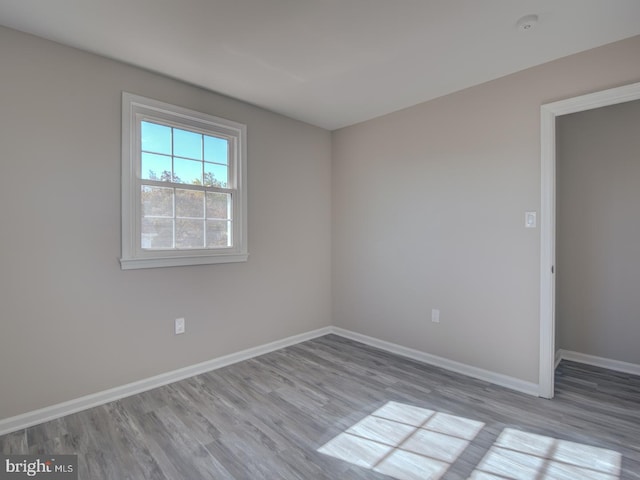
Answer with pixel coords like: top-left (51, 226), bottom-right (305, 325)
top-left (121, 93), bottom-right (247, 269)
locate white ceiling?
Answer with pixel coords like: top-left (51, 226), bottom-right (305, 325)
top-left (1, 1), bottom-right (639, 130)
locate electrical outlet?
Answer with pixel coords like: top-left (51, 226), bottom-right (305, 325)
top-left (431, 309), bottom-right (440, 323)
top-left (175, 317), bottom-right (185, 335)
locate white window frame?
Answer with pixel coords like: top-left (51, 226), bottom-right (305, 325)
top-left (120, 92), bottom-right (248, 269)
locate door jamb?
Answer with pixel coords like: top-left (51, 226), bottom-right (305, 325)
top-left (538, 81), bottom-right (640, 398)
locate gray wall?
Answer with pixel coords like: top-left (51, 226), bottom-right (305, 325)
top-left (0, 26), bottom-right (332, 420)
top-left (1, 23), bottom-right (640, 422)
top-left (556, 100), bottom-right (640, 365)
top-left (332, 35), bottom-right (640, 383)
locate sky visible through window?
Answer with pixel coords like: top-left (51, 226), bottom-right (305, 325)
top-left (141, 121), bottom-right (229, 187)
top-left (139, 120), bottom-right (232, 250)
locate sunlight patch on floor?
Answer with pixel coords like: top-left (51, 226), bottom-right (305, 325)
top-left (469, 428), bottom-right (622, 480)
top-left (318, 401), bottom-right (484, 480)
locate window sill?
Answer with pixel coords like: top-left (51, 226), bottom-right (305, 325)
top-left (120, 253), bottom-right (248, 270)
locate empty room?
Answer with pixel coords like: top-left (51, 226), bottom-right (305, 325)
top-left (1, 1), bottom-right (639, 479)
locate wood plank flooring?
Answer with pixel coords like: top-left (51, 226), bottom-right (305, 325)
top-left (1, 334), bottom-right (639, 479)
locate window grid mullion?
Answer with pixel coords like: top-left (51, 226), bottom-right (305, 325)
top-left (170, 126), bottom-right (175, 183)
top-left (201, 132), bottom-right (205, 185)
top-left (172, 186), bottom-right (176, 249)
top-left (202, 192), bottom-right (207, 248)
top-left (201, 132), bottom-right (207, 249)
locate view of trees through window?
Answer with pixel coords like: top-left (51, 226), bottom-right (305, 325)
top-left (139, 121), bottom-right (232, 250)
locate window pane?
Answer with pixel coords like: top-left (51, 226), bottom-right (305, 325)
top-left (176, 189), bottom-right (204, 218)
top-left (176, 219), bottom-right (205, 248)
top-left (141, 152), bottom-right (172, 181)
top-left (142, 218), bottom-right (174, 249)
top-left (207, 220), bottom-right (232, 247)
top-left (174, 128), bottom-right (202, 160)
top-left (174, 158), bottom-right (203, 185)
top-left (204, 163), bottom-right (228, 188)
top-left (206, 192), bottom-right (231, 219)
top-left (204, 135), bottom-right (228, 164)
top-left (141, 186), bottom-right (173, 217)
top-left (141, 121), bottom-right (171, 155)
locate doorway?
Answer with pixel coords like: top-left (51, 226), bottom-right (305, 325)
top-left (538, 81), bottom-right (640, 398)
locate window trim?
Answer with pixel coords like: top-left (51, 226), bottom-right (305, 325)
top-left (121, 92), bottom-right (248, 269)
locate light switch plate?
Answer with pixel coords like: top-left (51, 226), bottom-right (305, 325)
top-left (525, 211), bottom-right (537, 228)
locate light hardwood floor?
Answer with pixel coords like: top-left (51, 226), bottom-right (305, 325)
top-left (1, 334), bottom-right (639, 479)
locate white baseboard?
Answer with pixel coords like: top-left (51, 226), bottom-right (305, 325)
top-left (1, 325), bottom-right (543, 436)
top-left (555, 349), bottom-right (563, 369)
top-left (0, 326), bottom-right (333, 436)
top-left (330, 327), bottom-right (540, 397)
top-left (557, 349), bottom-right (640, 376)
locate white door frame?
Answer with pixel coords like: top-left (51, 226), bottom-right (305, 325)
top-left (538, 81), bottom-right (640, 398)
